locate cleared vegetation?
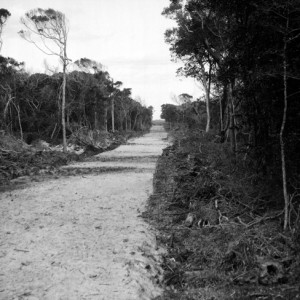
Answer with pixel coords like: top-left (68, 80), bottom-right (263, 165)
top-left (145, 126), bottom-right (300, 299)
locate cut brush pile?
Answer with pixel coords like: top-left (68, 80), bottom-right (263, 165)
top-left (145, 128), bottom-right (300, 300)
top-left (0, 129), bottom-right (145, 189)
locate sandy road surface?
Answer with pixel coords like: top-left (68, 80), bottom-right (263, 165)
top-left (0, 125), bottom-right (168, 300)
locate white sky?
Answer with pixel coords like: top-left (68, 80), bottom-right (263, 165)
top-left (1, 0), bottom-right (201, 119)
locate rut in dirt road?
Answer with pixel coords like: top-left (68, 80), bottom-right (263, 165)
top-left (0, 125), bottom-right (169, 300)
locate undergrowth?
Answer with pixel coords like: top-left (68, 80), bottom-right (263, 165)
top-left (0, 130), bottom-right (146, 187)
top-left (145, 127), bottom-right (300, 300)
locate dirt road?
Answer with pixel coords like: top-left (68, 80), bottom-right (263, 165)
top-left (0, 125), bottom-right (168, 300)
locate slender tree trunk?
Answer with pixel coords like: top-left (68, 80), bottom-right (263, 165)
top-left (219, 84), bottom-right (228, 142)
top-left (17, 108), bottom-right (23, 141)
top-left (124, 112), bottom-right (128, 131)
top-left (111, 98), bottom-right (115, 132)
top-left (133, 113), bottom-right (139, 130)
top-left (12, 102), bottom-right (23, 141)
top-left (205, 88), bottom-right (210, 132)
top-left (51, 123), bottom-right (57, 140)
top-left (94, 110), bottom-right (98, 130)
top-left (281, 29), bottom-right (289, 230)
top-left (229, 83), bottom-right (237, 155)
top-left (104, 105), bottom-right (108, 132)
top-left (199, 61), bottom-right (211, 133)
top-left (219, 97), bottom-right (224, 136)
top-left (62, 61), bottom-right (67, 153)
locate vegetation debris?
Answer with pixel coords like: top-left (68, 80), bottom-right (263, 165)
top-left (0, 129), bottom-right (145, 189)
top-left (146, 127), bottom-right (300, 300)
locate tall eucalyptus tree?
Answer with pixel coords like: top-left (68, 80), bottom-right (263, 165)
top-left (19, 8), bottom-right (69, 152)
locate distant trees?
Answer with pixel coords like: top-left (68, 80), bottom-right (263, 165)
top-left (108, 80), bottom-right (123, 133)
top-left (161, 104), bottom-right (180, 127)
top-left (0, 56), bottom-right (25, 136)
top-left (163, 0), bottom-right (236, 142)
top-left (0, 8), bottom-right (153, 149)
top-left (0, 65), bottom-right (153, 140)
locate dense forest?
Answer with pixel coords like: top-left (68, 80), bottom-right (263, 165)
top-left (160, 0), bottom-right (300, 230)
top-left (0, 8), bottom-right (153, 149)
top-left (151, 0), bottom-right (300, 298)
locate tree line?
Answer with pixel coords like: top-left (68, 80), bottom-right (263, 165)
top-left (161, 0), bottom-right (300, 229)
top-left (0, 8), bottom-right (153, 150)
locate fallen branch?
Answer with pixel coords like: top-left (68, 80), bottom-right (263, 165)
top-left (245, 211), bottom-right (283, 228)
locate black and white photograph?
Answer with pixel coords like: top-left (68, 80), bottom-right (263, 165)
top-left (0, 0), bottom-right (299, 299)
